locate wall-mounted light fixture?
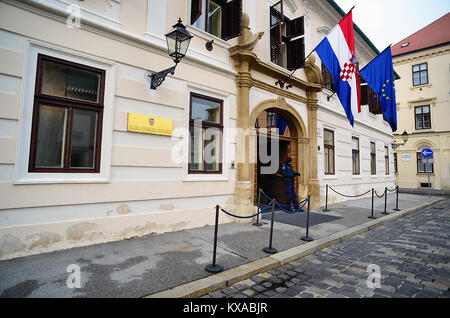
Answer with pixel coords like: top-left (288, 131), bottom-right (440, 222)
top-left (147, 18), bottom-right (193, 90)
top-left (392, 130), bottom-right (409, 149)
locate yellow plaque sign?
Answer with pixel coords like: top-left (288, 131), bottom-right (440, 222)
top-left (127, 113), bottom-right (173, 136)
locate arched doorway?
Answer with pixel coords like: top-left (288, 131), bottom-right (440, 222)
top-left (249, 98), bottom-right (308, 207)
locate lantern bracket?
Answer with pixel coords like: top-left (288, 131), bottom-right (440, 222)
top-left (148, 65), bottom-right (177, 90)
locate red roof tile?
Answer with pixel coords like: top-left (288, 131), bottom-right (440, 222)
top-left (392, 12), bottom-right (450, 56)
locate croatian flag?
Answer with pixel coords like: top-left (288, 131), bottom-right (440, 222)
top-left (315, 11), bottom-right (361, 126)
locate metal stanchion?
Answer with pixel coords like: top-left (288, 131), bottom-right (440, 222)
top-left (368, 188), bottom-right (377, 219)
top-left (393, 186), bottom-right (400, 211)
top-left (253, 188), bottom-right (263, 226)
top-left (263, 200), bottom-right (278, 254)
top-left (381, 187), bottom-right (389, 215)
top-left (323, 184), bottom-right (330, 212)
top-left (205, 205), bottom-right (224, 273)
top-left (301, 196), bottom-right (313, 242)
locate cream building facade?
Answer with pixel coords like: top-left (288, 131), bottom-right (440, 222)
top-left (392, 13), bottom-right (450, 192)
top-left (0, 0), bottom-right (395, 260)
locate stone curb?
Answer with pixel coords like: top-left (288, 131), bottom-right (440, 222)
top-left (146, 198), bottom-right (444, 298)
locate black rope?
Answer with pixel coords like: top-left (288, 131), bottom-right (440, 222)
top-left (220, 202), bottom-right (273, 219)
top-left (386, 186), bottom-right (398, 192)
top-left (328, 186), bottom-right (372, 198)
top-left (374, 190), bottom-right (386, 198)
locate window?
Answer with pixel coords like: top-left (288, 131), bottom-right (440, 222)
top-left (189, 93), bottom-right (223, 174)
top-left (360, 75), bottom-right (383, 115)
top-left (385, 146), bottom-right (389, 175)
top-left (191, 0), bottom-right (242, 40)
top-left (324, 129), bottom-right (335, 175)
top-left (417, 152), bottom-right (434, 174)
top-left (29, 54), bottom-right (105, 173)
top-left (394, 153), bottom-right (398, 174)
top-left (352, 137), bottom-right (360, 175)
top-left (270, 0), bottom-right (304, 70)
top-left (415, 105), bottom-right (431, 130)
top-left (322, 64), bottom-right (335, 93)
top-left (370, 142), bottom-right (376, 175)
top-left (412, 63), bottom-right (428, 86)
top-left (267, 112), bottom-right (277, 127)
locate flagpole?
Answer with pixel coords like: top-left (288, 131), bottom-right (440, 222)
top-left (276, 6), bottom-right (356, 89)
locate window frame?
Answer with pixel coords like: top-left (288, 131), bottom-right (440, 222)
top-left (322, 63), bottom-right (336, 93)
top-left (412, 62), bottom-right (428, 86)
top-left (324, 128), bottom-right (335, 175)
top-left (269, 1), bottom-right (304, 70)
top-left (384, 146), bottom-right (389, 175)
top-left (352, 137), bottom-right (360, 175)
top-left (191, 0), bottom-right (242, 41)
top-left (394, 153), bottom-right (398, 174)
top-left (188, 92), bottom-right (224, 175)
top-left (28, 54), bottom-right (105, 173)
top-left (417, 152), bottom-right (434, 174)
top-left (414, 105), bottom-right (431, 130)
top-left (370, 141), bottom-right (377, 175)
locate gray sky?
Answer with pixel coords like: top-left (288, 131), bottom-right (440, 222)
top-left (334, 0), bottom-right (450, 51)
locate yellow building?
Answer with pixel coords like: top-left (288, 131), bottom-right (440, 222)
top-left (392, 13), bottom-right (450, 192)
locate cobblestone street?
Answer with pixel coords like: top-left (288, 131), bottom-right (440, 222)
top-left (206, 198), bottom-right (450, 298)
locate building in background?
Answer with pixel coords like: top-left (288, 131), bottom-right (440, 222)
top-left (392, 13), bottom-right (450, 192)
top-left (0, 0), bottom-right (395, 260)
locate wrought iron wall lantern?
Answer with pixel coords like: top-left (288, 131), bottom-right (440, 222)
top-left (148, 18), bottom-right (193, 90)
top-left (392, 130), bottom-right (409, 149)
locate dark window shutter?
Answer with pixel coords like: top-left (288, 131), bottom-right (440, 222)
top-left (286, 16), bottom-right (304, 38)
top-left (287, 37), bottom-right (304, 71)
top-left (270, 1), bottom-right (283, 27)
top-left (221, 0), bottom-right (242, 40)
top-left (270, 1), bottom-right (283, 62)
top-left (360, 85), bottom-right (368, 105)
top-left (270, 25), bottom-right (282, 62)
top-left (191, 0), bottom-right (202, 25)
top-left (368, 87), bottom-right (383, 115)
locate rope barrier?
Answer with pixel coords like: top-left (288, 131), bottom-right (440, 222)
top-left (374, 189), bottom-right (386, 198)
top-left (328, 186), bottom-right (372, 198)
top-left (274, 198), bottom-right (309, 214)
top-left (386, 186), bottom-right (399, 192)
top-left (220, 201), bottom-right (273, 219)
top-left (260, 189), bottom-right (306, 210)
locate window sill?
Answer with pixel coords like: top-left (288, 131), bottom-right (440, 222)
top-left (184, 174), bottom-right (229, 182)
top-left (416, 173), bottom-right (435, 176)
top-left (352, 175), bottom-right (362, 179)
top-left (14, 174), bottom-right (110, 185)
top-left (410, 83), bottom-right (431, 90)
top-left (322, 88), bottom-right (336, 98)
top-left (323, 175), bottom-right (338, 180)
top-left (268, 61), bottom-right (292, 76)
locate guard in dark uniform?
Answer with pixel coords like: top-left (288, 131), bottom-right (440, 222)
top-left (280, 157), bottom-right (301, 210)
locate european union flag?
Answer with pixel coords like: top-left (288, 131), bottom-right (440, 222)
top-left (360, 46), bottom-right (397, 132)
top-left (276, 114), bottom-right (287, 135)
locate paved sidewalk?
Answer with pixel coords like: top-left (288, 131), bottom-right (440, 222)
top-left (208, 198), bottom-right (450, 298)
top-left (0, 193), bottom-right (443, 297)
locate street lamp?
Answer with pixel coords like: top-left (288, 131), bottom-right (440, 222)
top-left (392, 130), bottom-right (409, 149)
top-left (148, 18), bottom-right (193, 90)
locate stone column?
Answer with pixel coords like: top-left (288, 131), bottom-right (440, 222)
top-left (307, 91), bottom-right (320, 209)
top-left (298, 137), bottom-right (310, 199)
top-left (233, 62), bottom-right (254, 217)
